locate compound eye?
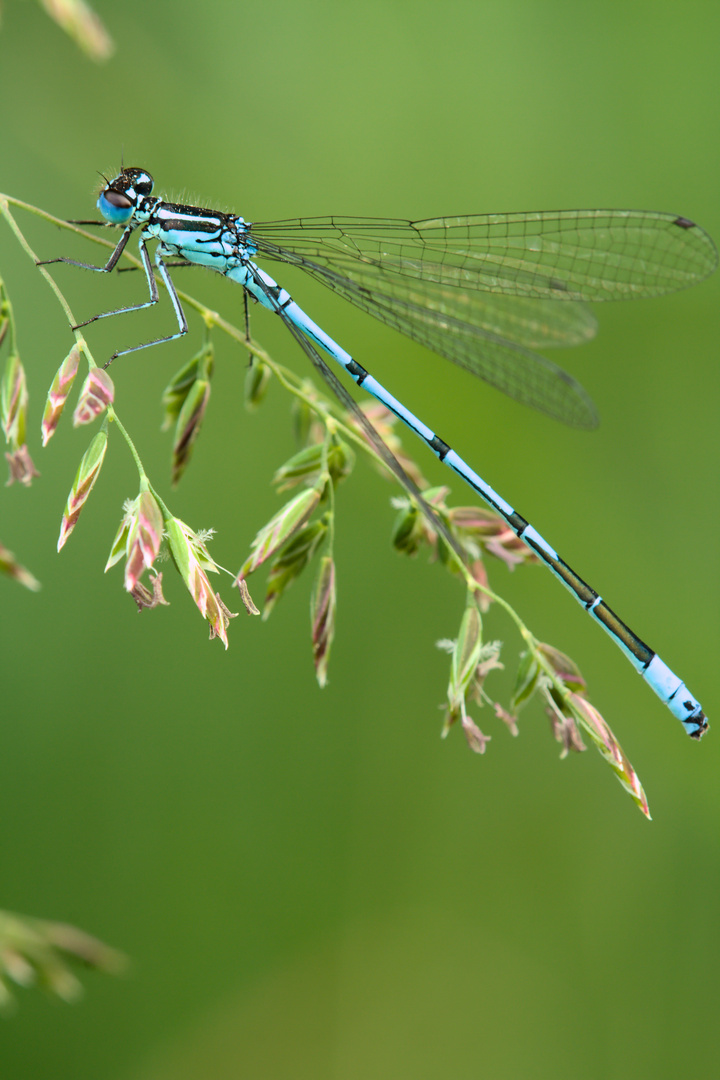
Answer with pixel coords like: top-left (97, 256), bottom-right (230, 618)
top-left (104, 190), bottom-right (133, 209)
top-left (132, 172), bottom-right (154, 196)
top-left (98, 188), bottom-right (135, 224)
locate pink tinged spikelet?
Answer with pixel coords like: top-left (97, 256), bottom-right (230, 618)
top-left (544, 690), bottom-right (586, 757)
top-left (161, 343), bottom-right (214, 484)
top-left (1, 352), bottom-right (28, 451)
top-left (239, 482), bottom-right (325, 578)
top-left (0, 352), bottom-right (38, 485)
top-left (538, 643), bottom-right (587, 694)
top-left (72, 368), bottom-right (114, 427)
top-left (5, 445), bottom-right (40, 487)
top-left (440, 598), bottom-right (493, 751)
top-left (57, 430), bottom-right (107, 551)
top-left (449, 506), bottom-right (539, 570)
top-left (42, 345), bottom-right (80, 446)
top-left (311, 556), bottom-right (336, 688)
top-left (261, 518), bottom-right (328, 618)
top-left (272, 438), bottom-right (354, 492)
top-left (166, 518), bottom-right (235, 647)
top-left (171, 377), bottom-right (210, 485)
top-left (511, 642), bottom-right (586, 717)
top-left (567, 693), bottom-right (650, 819)
top-left (445, 600), bottom-right (483, 724)
top-left (115, 491), bottom-right (164, 592)
top-left (537, 644), bottom-right (650, 816)
top-left (161, 343), bottom-right (214, 429)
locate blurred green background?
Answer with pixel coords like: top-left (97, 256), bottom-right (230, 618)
top-left (1, 0), bottom-right (718, 1076)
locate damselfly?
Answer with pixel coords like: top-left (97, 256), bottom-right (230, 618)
top-left (42, 168), bottom-right (716, 736)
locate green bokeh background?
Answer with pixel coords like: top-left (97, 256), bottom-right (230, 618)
top-left (1, 1), bottom-right (718, 1077)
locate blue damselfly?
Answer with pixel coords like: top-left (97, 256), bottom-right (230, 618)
top-left (42, 168), bottom-right (716, 736)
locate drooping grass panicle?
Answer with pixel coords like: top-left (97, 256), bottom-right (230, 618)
top-left (0, 189), bottom-right (661, 814)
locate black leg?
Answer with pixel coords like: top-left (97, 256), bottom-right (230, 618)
top-left (72, 238), bottom-right (161, 330)
top-left (104, 252), bottom-right (188, 366)
top-left (37, 225), bottom-right (134, 274)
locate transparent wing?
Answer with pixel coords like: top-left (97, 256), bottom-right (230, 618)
top-left (247, 208), bottom-right (716, 428)
top-left (250, 209), bottom-right (718, 301)
top-left (256, 235), bottom-right (599, 350)
top-left (275, 256), bottom-right (599, 428)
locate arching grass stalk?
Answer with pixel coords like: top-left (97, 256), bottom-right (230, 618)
top-left (0, 192), bottom-right (651, 816)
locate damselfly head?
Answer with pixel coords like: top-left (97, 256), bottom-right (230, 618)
top-left (97, 168), bottom-right (154, 225)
